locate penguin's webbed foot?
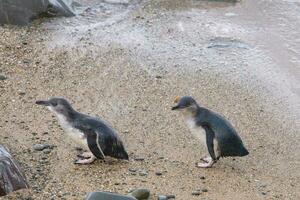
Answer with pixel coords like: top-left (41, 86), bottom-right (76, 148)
top-left (196, 160), bottom-right (215, 168)
top-left (74, 155), bottom-right (96, 165)
top-left (77, 152), bottom-right (93, 159)
top-left (200, 156), bottom-right (212, 163)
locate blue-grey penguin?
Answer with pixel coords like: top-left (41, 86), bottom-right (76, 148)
top-left (172, 96), bottom-right (249, 168)
top-left (36, 97), bottom-right (129, 164)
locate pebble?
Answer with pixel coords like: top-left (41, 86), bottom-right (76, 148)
top-left (129, 168), bottom-right (137, 173)
top-left (43, 149), bottom-right (51, 154)
top-left (139, 170), bottom-right (148, 176)
top-left (134, 157), bottom-right (145, 161)
top-left (0, 74), bottom-right (7, 80)
top-left (202, 189), bottom-right (208, 192)
top-left (128, 188), bottom-right (150, 200)
top-left (155, 171), bottom-right (163, 176)
top-left (33, 144), bottom-right (51, 151)
top-left (191, 191), bottom-right (201, 196)
top-left (158, 195), bottom-right (176, 200)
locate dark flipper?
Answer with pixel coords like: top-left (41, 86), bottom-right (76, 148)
top-left (203, 126), bottom-right (217, 161)
top-left (86, 129), bottom-right (105, 159)
top-left (74, 117), bottom-right (129, 160)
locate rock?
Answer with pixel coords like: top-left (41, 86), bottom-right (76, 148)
top-left (129, 168), bottom-right (137, 173)
top-left (158, 195), bottom-right (175, 200)
top-left (0, 145), bottom-right (29, 196)
top-left (155, 171), bottom-right (162, 176)
top-left (158, 195), bottom-right (167, 200)
top-left (43, 149), bottom-right (51, 154)
top-left (134, 157), bottom-right (145, 161)
top-left (0, 0), bottom-right (79, 25)
top-left (33, 144), bottom-right (51, 151)
top-left (202, 189), bottom-right (208, 192)
top-left (128, 188), bottom-right (150, 200)
top-left (199, 176), bottom-right (205, 180)
top-left (138, 170), bottom-right (148, 176)
top-left (0, 74), bottom-right (7, 80)
top-left (191, 191), bottom-right (201, 196)
top-left (86, 191), bottom-right (136, 200)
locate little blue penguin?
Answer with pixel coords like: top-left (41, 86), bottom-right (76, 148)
top-left (36, 97), bottom-right (129, 164)
top-left (172, 96), bottom-right (249, 168)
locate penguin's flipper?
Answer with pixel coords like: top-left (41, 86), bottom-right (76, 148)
top-left (75, 118), bottom-right (129, 160)
top-left (86, 129), bottom-right (105, 159)
top-left (203, 126), bottom-right (217, 161)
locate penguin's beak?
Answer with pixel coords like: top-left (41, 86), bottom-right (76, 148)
top-left (171, 104), bottom-right (182, 110)
top-left (36, 100), bottom-right (51, 106)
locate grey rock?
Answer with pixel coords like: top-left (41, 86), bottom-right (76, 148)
top-left (128, 188), bottom-right (150, 200)
top-left (158, 195), bottom-right (167, 200)
top-left (86, 191), bottom-right (136, 200)
top-left (0, 74), bottom-right (7, 80)
top-left (43, 149), bottom-right (51, 154)
top-left (202, 189), bottom-right (208, 192)
top-left (155, 171), bottom-right (162, 176)
top-left (0, 145), bottom-right (29, 196)
top-left (134, 157), bottom-right (145, 161)
top-left (33, 144), bottom-right (51, 151)
top-left (138, 170), bottom-right (148, 176)
top-left (129, 168), bottom-right (137, 172)
top-left (191, 191), bottom-right (201, 196)
top-left (158, 195), bottom-right (175, 200)
top-left (0, 0), bottom-right (78, 25)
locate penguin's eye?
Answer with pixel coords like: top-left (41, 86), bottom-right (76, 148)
top-left (51, 102), bottom-right (58, 106)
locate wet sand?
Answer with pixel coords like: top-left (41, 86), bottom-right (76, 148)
top-left (0, 0), bottom-right (299, 199)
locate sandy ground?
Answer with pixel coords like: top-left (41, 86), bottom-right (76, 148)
top-left (0, 0), bottom-right (299, 199)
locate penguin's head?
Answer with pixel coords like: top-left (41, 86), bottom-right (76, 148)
top-left (171, 96), bottom-right (199, 113)
top-left (36, 97), bottom-right (74, 116)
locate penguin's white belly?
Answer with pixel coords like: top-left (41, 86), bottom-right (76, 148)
top-left (65, 126), bottom-right (88, 148)
top-left (186, 118), bottom-right (206, 145)
top-left (56, 114), bottom-right (88, 149)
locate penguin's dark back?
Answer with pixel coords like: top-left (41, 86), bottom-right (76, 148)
top-left (198, 107), bottom-right (249, 157)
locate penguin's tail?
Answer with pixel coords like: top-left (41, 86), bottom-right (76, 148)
top-left (115, 148), bottom-right (129, 160)
top-left (239, 146), bottom-right (249, 157)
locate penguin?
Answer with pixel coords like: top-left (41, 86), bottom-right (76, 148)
top-left (172, 96), bottom-right (249, 168)
top-left (36, 97), bottom-right (129, 164)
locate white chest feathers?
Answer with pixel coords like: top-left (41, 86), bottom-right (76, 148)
top-left (55, 113), bottom-right (88, 149)
top-left (186, 117), bottom-right (206, 145)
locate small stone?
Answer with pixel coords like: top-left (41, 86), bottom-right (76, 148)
top-left (199, 176), bottom-right (205, 180)
top-left (0, 74), bottom-right (7, 80)
top-left (134, 157), bottom-right (145, 161)
top-left (43, 149), bottom-right (51, 154)
top-left (33, 144), bottom-right (51, 151)
top-left (261, 192), bottom-right (267, 195)
top-left (202, 189), bottom-right (208, 192)
top-left (155, 171), bottom-right (163, 176)
top-left (129, 168), bottom-right (137, 173)
top-left (158, 195), bottom-right (175, 200)
top-left (166, 195), bottom-right (175, 199)
top-left (191, 191), bottom-right (201, 196)
top-left (128, 188), bottom-right (150, 200)
top-left (139, 171), bottom-right (148, 176)
top-left (158, 195), bottom-right (167, 200)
